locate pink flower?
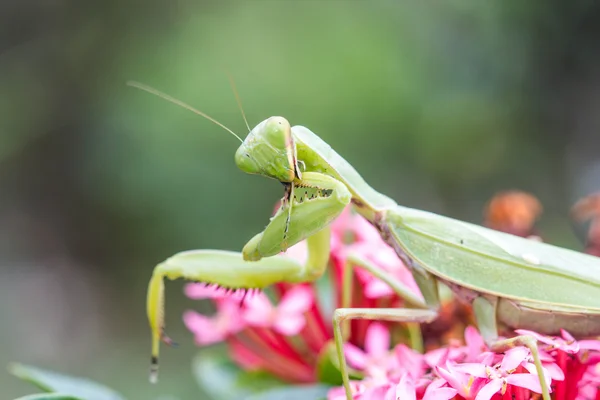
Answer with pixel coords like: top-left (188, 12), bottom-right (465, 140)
top-left (516, 328), bottom-right (580, 353)
top-left (390, 374), bottom-right (457, 400)
top-left (183, 300), bottom-right (245, 345)
top-left (389, 344), bottom-right (426, 381)
top-left (330, 207), bottom-right (381, 251)
top-left (436, 360), bottom-right (486, 399)
top-left (452, 346), bottom-right (559, 400)
top-left (242, 284), bottom-right (313, 336)
top-left (344, 322), bottom-right (393, 379)
top-left (424, 326), bottom-right (490, 368)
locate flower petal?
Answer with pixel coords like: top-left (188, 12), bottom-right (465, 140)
top-left (273, 313), bottom-right (306, 336)
top-left (360, 383), bottom-right (392, 400)
top-left (426, 378), bottom-right (447, 392)
top-left (465, 326), bottom-right (486, 360)
top-left (344, 343), bottom-right (368, 370)
top-left (183, 310), bottom-right (211, 334)
top-left (184, 283), bottom-right (215, 299)
top-left (242, 293), bottom-right (273, 326)
top-left (506, 373), bottom-right (543, 393)
top-left (364, 322), bottom-right (391, 357)
top-left (453, 362), bottom-right (487, 378)
top-left (352, 212), bottom-right (382, 243)
top-left (523, 363), bottom-right (553, 388)
top-left (424, 348), bottom-right (450, 369)
top-left (435, 363), bottom-right (471, 398)
top-left (579, 339), bottom-right (600, 352)
top-left (395, 374), bottom-right (416, 400)
top-left (514, 329), bottom-right (550, 344)
top-left (543, 362), bottom-right (565, 381)
top-left (515, 329), bottom-right (579, 353)
top-left (478, 352), bottom-right (496, 366)
top-left (424, 387), bottom-right (458, 400)
top-left (183, 310), bottom-right (226, 345)
top-left (474, 379), bottom-right (503, 400)
top-left (364, 279), bottom-right (393, 299)
top-left (561, 329), bottom-right (576, 342)
top-left (501, 346), bottom-right (529, 371)
top-left (282, 240), bottom-right (308, 264)
top-left (277, 285), bottom-right (314, 314)
top-left (394, 344), bottom-right (425, 379)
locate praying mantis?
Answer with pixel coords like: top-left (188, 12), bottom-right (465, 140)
top-left (130, 81), bottom-right (600, 400)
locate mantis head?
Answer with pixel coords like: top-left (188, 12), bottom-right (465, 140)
top-left (235, 116), bottom-right (299, 183)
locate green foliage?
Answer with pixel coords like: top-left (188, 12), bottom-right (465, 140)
top-left (244, 384), bottom-right (332, 400)
top-left (316, 342), bottom-right (345, 386)
top-left (192, 349), bottom-right (285, 399)
top-left (8, 364), bottom-right (124, 400)
top-left (13, 394), bottom-right (83, 400)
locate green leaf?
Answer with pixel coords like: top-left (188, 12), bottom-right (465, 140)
top-left (235, 370), bottom-right (285, 392)
top-left (192, 348), bottom-right (284, 400)
top-left (8, 363), bottom-right (125, 400)
top-left (244, 384), bottom-right (332, 400)
top-left (13, 394), bottom-right (83, 400)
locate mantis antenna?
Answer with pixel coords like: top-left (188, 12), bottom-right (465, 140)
top-left (226, 73), bottom-right (251, 132)
top-left (126, 80), bottom-right (244, 143)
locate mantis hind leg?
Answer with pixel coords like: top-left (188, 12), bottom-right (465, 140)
top-left (332, 307), bottom-right (438, 400)
top-left (473, 296), bottom-right (551, 400)
top-left (334, 252), bottom-right (439, 399)
top-left (341, 253), bottom-right (429, 350)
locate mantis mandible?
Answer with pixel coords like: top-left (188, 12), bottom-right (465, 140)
top-left (130, 81), bottom-right (600, 400)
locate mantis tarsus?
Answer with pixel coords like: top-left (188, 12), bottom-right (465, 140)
top-left (130, 81), bottom-right (600, 400)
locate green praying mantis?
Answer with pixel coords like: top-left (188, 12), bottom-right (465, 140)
top-left (129, 81), bottom-right (600, 400)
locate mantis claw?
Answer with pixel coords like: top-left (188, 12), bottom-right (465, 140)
top-left (161, 333), bottom-right (178, 348)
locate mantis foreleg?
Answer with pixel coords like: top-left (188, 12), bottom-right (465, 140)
top-left (242, 171), bottom-right (351, 261)
top-left (146, 227), bottom-right (332, 382)
top-left (281, 182), bottom-right (294, 252)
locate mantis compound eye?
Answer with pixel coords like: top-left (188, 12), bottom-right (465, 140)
top-left (234, 146), bottom-right (261, 175)
top-left (234, 116), bottom-right (297, 183)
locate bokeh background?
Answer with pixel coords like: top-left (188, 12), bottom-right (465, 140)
top-left (2, 1), bottom-right (600, 398)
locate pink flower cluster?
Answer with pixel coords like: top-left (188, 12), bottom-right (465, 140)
top-left (184, 279), bottom-right (324, 382)
top-left (330, 324), bottom-right (600, 400)
top-left (182, 204), bottom-right (600, 399)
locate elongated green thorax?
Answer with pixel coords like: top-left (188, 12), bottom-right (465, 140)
top-left (235, 116), bottom-right (297, 183)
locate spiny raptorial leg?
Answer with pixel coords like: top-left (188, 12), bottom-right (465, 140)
top-left (281, 182), bottom-right (294, 252)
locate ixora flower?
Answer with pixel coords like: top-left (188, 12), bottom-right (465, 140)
top-left (182, 192), bottom-right (600, 399)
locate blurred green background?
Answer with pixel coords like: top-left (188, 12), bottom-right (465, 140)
top-left (2, 1), bottom-right (599, 398)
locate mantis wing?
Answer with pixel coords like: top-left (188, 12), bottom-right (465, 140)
top-left (386, 206), bottom-right (600, 309)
